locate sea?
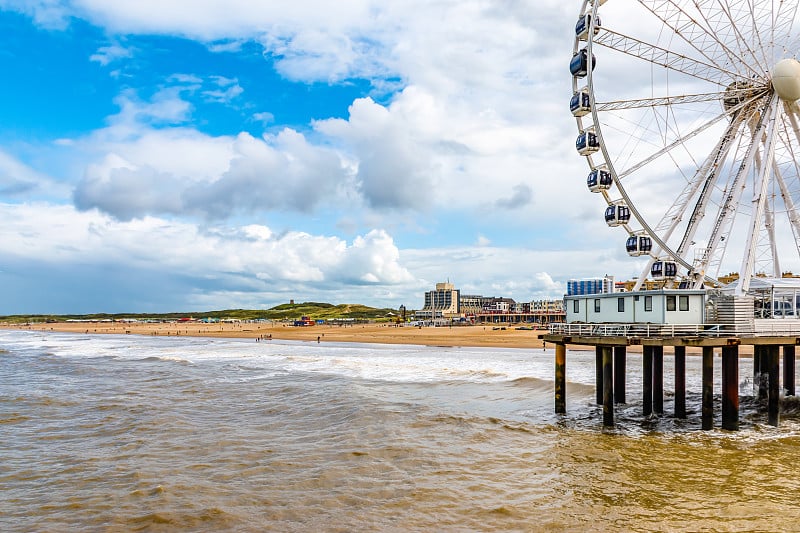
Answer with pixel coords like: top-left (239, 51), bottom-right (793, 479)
top-left (2, 329), bottom-right (800, 532)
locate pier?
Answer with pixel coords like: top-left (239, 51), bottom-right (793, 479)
top-left (543, 328), bottom-right (798, 430)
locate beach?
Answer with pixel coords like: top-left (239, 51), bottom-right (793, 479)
top-left (3, 321), bottom-right (551, 349)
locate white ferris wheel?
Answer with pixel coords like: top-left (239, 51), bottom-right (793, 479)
top-left (571, 0), bottom-right (800, 296)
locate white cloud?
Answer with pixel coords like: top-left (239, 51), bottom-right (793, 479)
top-left (0, 1), bottom-right (677, 311)
top-left (74, 127), bottom-right (352, 220)
top-left (90, 42), bottom-right (132, 66)
top-left (202, 76), bottom-right (244, 103)
top-left (476, 235), bottom-right (491, 247)
top-left (0, 203), bottom-right (416, 289)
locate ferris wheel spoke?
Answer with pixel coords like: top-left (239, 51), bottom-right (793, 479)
top-left (639, 0), bottom-right (763, 80)
top-left (597, 91), bottom-right (733, 111)
top-left (764, 0), bottom-right (799, 57)
top-left (616, 110), bottom-right (730, 180)
top-left (592, 28), bottom-right (739, 85)
top-left (707, 0), bottom-right (771, 75)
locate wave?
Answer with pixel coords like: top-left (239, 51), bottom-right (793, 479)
top-left (137, 355), bottom-right (192, 365)
top-left (509, 376), bottom-right (596, 396)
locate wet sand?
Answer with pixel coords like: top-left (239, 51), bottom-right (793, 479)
top-left (3, 321), bottom-right (551, 349)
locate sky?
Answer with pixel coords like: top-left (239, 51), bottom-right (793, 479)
top-left (0, 0), bottom-right (644, 314)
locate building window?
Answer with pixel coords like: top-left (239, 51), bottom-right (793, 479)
top-left (594, 299), bottom-right (601, 313)
top-left (679, 295), bottom-right (689, 311)
top-left (618, 297), bottom-right (625, 312)
top-left (644, 295), bottom-right (653, 312)
top-left (667, 295), bottom-right (676, 311)
top-left (573, 299), bottom-right (579, 313)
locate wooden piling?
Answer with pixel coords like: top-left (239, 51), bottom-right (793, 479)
top-left (756, 345), bottom-right (769, 401)
top-left (555, 343), bottom-right (566, 414)
top-left (614, 346), bottom-right (626, 404)
top-left (653, 345), bottom-right (664, 415)
top-left (674, 346), bottom-right (686, 419)
top-left (768, 345), bottom-right (780, 427)
top-left (784, 345), bottom-right (796, 396)
top-left (542, 331), bottom-right (800, 432)
top-left (753, 346), bottom-right (761, 397)
top-left (595, 345), bottom-right (603, 405)
top-left (721, 345), bottom-right (739, 431)
top-left (602, 346), bottom-right (614, 427)
top-left (643, 345), bottom-right (653, 417)
top-left (702, 346), bottom-right (714, 431)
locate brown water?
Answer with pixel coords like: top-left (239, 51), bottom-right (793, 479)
top-left (2, 331), bottom-right (800, 531)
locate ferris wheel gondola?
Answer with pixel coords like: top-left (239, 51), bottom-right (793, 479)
top-left (571, 0), bottom-right (800, 294)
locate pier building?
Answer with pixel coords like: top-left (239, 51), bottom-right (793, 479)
top-left (545, 277), bottom-right (800, 431)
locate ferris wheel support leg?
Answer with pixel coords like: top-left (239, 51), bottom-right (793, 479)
top-left (764, 199), bottom-right (781, 277)
top-left (736, 95), bottom-right (781, 297)
top-left (772, 163), bottom-right (800, 265)
top-left (752, 146), bottom-right (782, 277)
top-left (778, 106), bottom-right (800, 263)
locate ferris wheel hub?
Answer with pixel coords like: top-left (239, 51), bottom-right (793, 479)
top-left (771, 58), bottom-right (800, 101)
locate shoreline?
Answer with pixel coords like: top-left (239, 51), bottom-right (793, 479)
top-left (1, 321), bottom-right (755, 355)
top-left (1, 321), bottom-right (553, 350)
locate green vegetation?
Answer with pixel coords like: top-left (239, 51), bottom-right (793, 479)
top-left (0, 302), bottom-right (407, 324)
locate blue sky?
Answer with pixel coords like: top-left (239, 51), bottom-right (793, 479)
top-left (0, 1), bottom-right (639, 314)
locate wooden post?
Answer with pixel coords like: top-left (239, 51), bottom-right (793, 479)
top-left (753, 346), bottom-right (761, 397)
top-left (555, 343), bottom-right (566, 414)
top-left (784, 345), bottom-right (796, 397)
top-left (653, 345), bottom-right (664, 415)
top-left (614, 346), bottom-right (626, 404)
top-left (674, 345), bottom-right (686, 419)
top-left (596, 345), bottom-right (603, 405)
top-left (721, 345), bottom-right (739, 431)
top-left (768, 345), bottom-right (780, 427)
top-left (756, 345), bottom-right (769, 401)
top-left (643, 345), bottom-right (653, 416)
top-left (702, 346), bottom-right (714, 431)
top-left (602, 346), bottom-right (614, 427)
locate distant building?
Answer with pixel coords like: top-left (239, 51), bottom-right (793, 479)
top-left (460, 294), bottom-right (496, 316)
top-left (417, 282), bottom-right (461, 319)
top-left (416, 282), bottom-right (565, 324)
top-left (567, 275), bottom-right (615, 296)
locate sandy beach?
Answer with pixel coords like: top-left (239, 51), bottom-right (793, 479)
top-left (3, 321), bottom-right (553, 350)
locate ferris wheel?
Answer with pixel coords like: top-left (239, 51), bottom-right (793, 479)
top-left (571, 0), bottom-right (800, 295)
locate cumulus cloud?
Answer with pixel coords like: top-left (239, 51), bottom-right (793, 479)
top-left (0, 1), bottom-right (629, 311)
top-left (74, 129), bottom-right (351, 220)
top-left (0, 203), bottom-right (415, 288)
top-left (16, 0), bottom-right (595, 225)
top-left (316, 96), bottom-right (438, 210)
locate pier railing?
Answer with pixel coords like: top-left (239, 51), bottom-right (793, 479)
top-left (548, 322), bottom-right (800, 337)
